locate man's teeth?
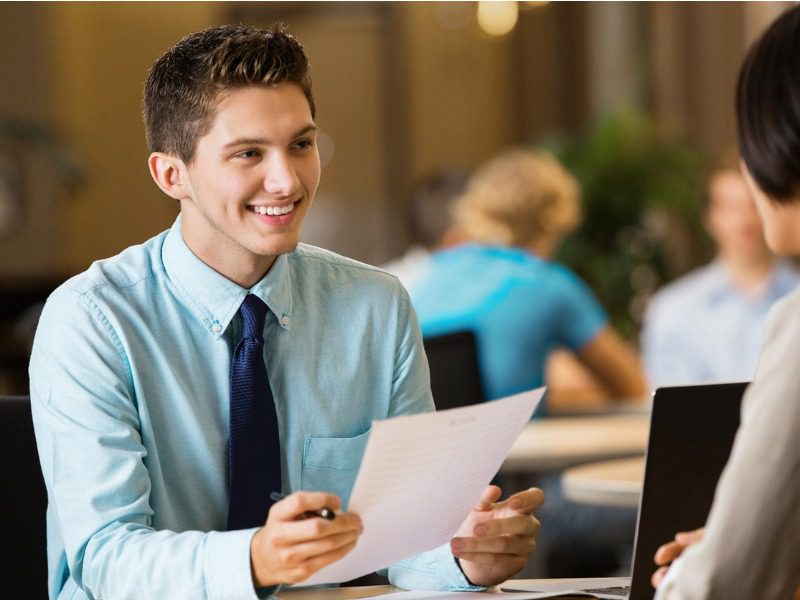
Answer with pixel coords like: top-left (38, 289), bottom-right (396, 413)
top-left (252, 204), bottom-right (295, 216)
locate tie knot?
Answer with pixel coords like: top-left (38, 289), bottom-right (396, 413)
top-left (239, 294), bottom-right (267, 340)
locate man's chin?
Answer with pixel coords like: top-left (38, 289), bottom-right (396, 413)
top-left (257, 239), bottom-right (301, 258)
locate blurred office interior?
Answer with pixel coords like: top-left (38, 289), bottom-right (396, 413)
top-left (0, 1), bottom-right (792, 394)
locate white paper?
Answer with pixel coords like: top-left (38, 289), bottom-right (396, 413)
top-left (303, 387), bottom-right (545, 585)
top-left (358, 591), bottom-right (560, 599)
top-left (356, 576), bottom-right (631, 599)
top-left (357, 591), bottom-right (575, 599)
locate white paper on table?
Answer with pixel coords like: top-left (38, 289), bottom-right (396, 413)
top-left (356, 577), bottom-right (632, 599)
top-left (357, 590), bottom-right (568, 599)
top-left (303, 387), bottom-right (545, 586)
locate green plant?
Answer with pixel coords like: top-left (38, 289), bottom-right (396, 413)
top-left (541, 111), bottom-right (709, 339)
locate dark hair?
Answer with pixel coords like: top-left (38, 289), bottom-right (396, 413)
top-left (143, 23), bottom-right (314, 163)
top-left (736, 6), bottom-right (800, 203)
top-left (406, 168), bottom-right (470, 248)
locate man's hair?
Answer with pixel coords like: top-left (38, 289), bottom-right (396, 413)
top-left (452, 148), bottom-right (582, 248)
top-left (736, 6), bottom-right (800, 203)
top-left (143, 23), bottom-right (314, 163)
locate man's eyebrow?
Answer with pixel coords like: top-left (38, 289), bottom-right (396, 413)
top-left (223, 125), bottom-right (318, 149)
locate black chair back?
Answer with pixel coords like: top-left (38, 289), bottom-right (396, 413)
top-left (0, 395), bottom-right (48, 599)
top-left (423, 330), bottom-right (485, 410)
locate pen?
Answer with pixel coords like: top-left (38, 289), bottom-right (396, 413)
top-left (269, 492), bottom-right (336, 520)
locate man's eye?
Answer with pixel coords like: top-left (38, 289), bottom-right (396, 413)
top-left (237, 150), bottom-right (261, 159)
top-left (293, 139), bottom-right (314, 151)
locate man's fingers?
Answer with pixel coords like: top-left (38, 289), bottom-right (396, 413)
top-left (283, 539), bottom-right (360, 584)
top-left (473, 485), bottom-right (503, 511)
top-left (269, 512), bottom-right (363, 547)
top-left (505, 487), bottom-right (545, 513)
top-left (269, 491), bottom-right (341, 522)
top-left (279, 529), bottom-right (361, 563)
top-left (470, 514), bottom-right (540, 538)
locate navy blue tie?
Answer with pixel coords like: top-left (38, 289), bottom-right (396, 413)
top-left (227, 294), bottom-right (281, 530)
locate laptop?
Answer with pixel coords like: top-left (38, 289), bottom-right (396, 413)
top-left (502, 382), bottom-right (748, 599)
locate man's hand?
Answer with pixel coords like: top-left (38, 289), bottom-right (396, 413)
top-left (651, 527), bottom-right (705, 588)
top-left (450, 485), bottom-right (544, 587)
top-left (249, 492), bottom-right (363, 587)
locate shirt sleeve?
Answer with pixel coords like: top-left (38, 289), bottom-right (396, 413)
top-left (29, 287), bottom-right (262, 600)
top-left (654, 291), bottom-right (800, 600)
top-left (382, 282), bottom-right (484, 592)
top-left (550, 267), bottom-right (607, 351)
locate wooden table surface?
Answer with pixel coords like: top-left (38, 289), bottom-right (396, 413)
top-left (500, 413), bottom-right (650, 473)
top-left (561, 455), bottom-right (645, 508)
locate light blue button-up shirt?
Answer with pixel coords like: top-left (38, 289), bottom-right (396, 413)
top-left (642, 259), bottom-right (800, 387)
top-left (29, 218), bottom-right (476, 599)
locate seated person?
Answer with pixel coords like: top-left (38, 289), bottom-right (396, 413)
top-left (641, 152), bottom-right (800, 387)
top-left (652, 7), bottom-right (800, 598)
top-left (382, 167), bottom-right (470, 289)
top-left (29, 24), bottom-right (542, 600)
top-left (409, 148), bottom-right (647, 413)
top-left (409, 148), bottom-right (647, 578)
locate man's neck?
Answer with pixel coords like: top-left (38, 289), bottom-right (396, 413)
top-left (720, 252), bottom-right (776, 294)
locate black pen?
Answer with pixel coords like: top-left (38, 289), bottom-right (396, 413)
top-left (269, 492), bottom-right (336, 520)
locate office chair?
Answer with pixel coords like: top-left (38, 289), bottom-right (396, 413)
top-left (0, 395), bottom-right (48, 599)
top-left (423, 330), bottom-right (485, 410)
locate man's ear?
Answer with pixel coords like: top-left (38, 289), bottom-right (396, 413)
top-left (148, 152), bottom-right (189, 201)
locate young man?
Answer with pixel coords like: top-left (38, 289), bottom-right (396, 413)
top-left (651, 6), bottom-right (800, 599)
top-left (641, 154), bottom-right (800, 387)
top-left (29, 25), bottom-right (542, 600)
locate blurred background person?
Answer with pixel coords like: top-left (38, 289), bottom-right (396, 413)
top-left (382, 167), bottom-right (470, 289)
top-left (409, 147), bottom-right (648, 578)
top-left (409, 147), bottom-right (647, 413)
top-left (641, 151), bottom-right (800, 388)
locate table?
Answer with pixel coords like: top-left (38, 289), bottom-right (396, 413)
top-left (500, 413), bottom-right (650, 474)
top-left (277, 578), bottom-right (631, 598)
top-left (278, 585), bottom-right (396, 599)
top-left (561, 456), bottom-right (645, 508)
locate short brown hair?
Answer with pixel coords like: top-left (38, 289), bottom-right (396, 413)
top-left (143, 23), bottom-right (314, 162)
top-left (453, 148), bottom-right (582, 247)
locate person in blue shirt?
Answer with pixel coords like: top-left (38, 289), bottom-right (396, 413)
top-left (410, 148), bottom-right (647, 411)
top-left (410, 148), bottom-right (647, 578)
top-left (29, 24), bottom-right (543, 600)
top-left (641, 152), bottom-right (800, 387)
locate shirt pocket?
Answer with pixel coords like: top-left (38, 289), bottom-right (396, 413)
top-left (301, 429), bottom-right (370, 509)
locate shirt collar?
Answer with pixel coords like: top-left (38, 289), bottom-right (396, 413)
top-left (706, 258), bottom-right (798, 306)
top-left (162, 216), bottom-right (294, 339)
top-left (704, 261), bottom-right (735, 305)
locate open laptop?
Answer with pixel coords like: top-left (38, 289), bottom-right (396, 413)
top-left (502, 382), bottom-right (748, 599)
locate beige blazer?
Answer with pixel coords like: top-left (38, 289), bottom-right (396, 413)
top-left (656, 287), bottom-right (800, 600)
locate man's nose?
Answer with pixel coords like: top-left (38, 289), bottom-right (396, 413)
top-left (263, 153), bottom-right (298, 196)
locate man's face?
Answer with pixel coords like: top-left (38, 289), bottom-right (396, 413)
top-left (177, 83), bottom-right (320, 287)
top-left (705, 169), bottom-right (768, 262)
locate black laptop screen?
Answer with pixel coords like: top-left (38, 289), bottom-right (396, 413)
top-left (628, 382), bottom-right (748, 600)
